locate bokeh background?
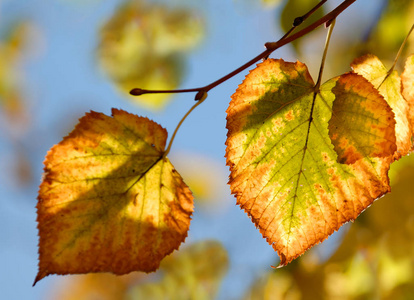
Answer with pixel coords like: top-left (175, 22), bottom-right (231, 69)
top-left (1, 0), bottom-right (414, 299)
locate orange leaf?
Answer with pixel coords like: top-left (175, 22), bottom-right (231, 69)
top-left (328, 73), bottom-right (396, 164)
top-left (35, 109), bottom-right (193, 285)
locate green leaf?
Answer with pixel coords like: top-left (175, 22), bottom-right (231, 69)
top-left (226, 58), bottom-right (395, 266)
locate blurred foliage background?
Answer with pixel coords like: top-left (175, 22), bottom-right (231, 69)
top-left (0, 0), bottom-right (413, 299)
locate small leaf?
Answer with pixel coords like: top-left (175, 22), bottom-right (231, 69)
top-left (35, 109), bottom-right (193, 285)
top-left (226, 59), bottom-right (394, 266)
top-left (351, 54), bottom-right (414, 159)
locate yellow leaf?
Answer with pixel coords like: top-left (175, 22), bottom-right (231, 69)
top-left (98, 0), bottom-right (204, 110)
top-left (35, 108), bottom-right (193, 285)
top-left (242, 270), bottom-right (301, 300)
top-left (127, 241), bottom-right (229, 300)
top-left (401, 54), bottom-right (414, 137)
top-left (48, 273), bottom-right (130, 300)
top-left (0, 22), bottom-right (32, 131)
top-left (351, 54), bottom-right (414, 159)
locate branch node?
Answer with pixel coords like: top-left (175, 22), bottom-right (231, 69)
top-left (264, 42), bottom-right (276, 52)
top-left (130, 88), bottom-right (145, 96)
top-left (195, 90), bottom-right (208, 101)
top-left (293, 17), bottom-right (304, 27)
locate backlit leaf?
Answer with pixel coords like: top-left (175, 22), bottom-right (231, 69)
top-left (98, 0), bottom-right (204, 110)
top-left (226, 59), bottom-right (395, 266)
top-left (48, 241), bottom-right (228, 300)
top-left (127, 240), bottom-right (229, 300)
top-left (48, 273), bottom-right (132, 300)
top-left (351, 54), bottom-right (414, 159)
top-left (242, 270), bottom-right (301, 300)
top-left (35, 108), bottom-right (193, 285)
top-left (328, 73), bottom-right (396, 164)
top-left (401, 54), bottom-right (414, 134)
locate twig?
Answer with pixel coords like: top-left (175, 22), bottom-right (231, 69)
top-left (130, 0), bottom-right (356, 100)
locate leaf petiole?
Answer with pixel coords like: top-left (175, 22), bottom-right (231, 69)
top-left (163, 91), bottom-right (208, 157)
top-left (314, 18), bottom-right (336, 92)
top-left (380, 22), bottom-right (414, 87)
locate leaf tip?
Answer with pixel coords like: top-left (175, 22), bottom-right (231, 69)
top-left (32, 272), bottom-right (44, 287)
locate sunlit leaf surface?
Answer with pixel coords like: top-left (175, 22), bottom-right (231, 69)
top-left (98, 0), bottom-right (204, 110)
top-left (35, 108), bottom-right (193, 284)
top-left (226, 58), bottom-right (396, 266)
top-left (351, 54), bottom-right (414, 159)
top-left (401, 54), bottom-right (414, 135)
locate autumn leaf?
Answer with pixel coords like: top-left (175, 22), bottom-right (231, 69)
top-left (47, 240), bottom-right (228, 300)
top-left (401, 54), bottom-right (414, 136)
top-left (0, 22), bottom-right (32, 132)
top-left (225, 58), bottom-right (395, 266)
top-left (35, 108), bottom-right (193, 285)
top-left (48, 273), bottom-right (133, 300)
top-left (351, 54), bottom-right (414, 159)
top-left (98, 0), bottom-right (204, 110)
top-left (127, 240), bottom-right (229, 300)
top-left (328, 73), bottom-right (396, 164)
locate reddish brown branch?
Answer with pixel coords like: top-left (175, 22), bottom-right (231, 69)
top-left (130, 0), bottom-right (357, 100)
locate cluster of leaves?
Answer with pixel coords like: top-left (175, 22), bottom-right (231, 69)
top-left (47, 241), bottom-right (228, 300)
top-left (34, 0), bottom-right (414, 290)
top-left (98, 0), bottom-right (204, 110)
top-left (34, 52), bottom-right (414, 285)
top-left (43, 157), bottom-right (414, 299)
